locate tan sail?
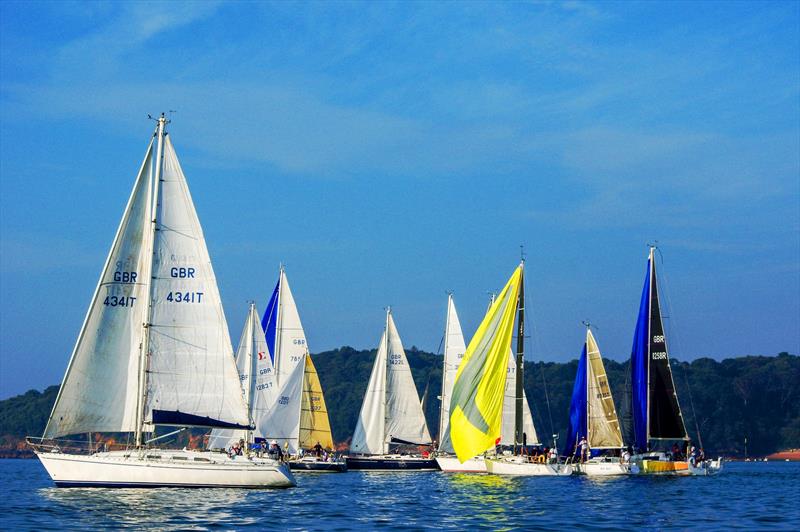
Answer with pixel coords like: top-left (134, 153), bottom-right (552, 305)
top-left (586, 330), bottom-right (623, 449)
top-left (299, 353), bottom-right (334, 450)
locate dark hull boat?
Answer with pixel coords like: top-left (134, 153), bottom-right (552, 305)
top-left (288, 457), bottom-right (347, 472)
top-left (345, 455), bottom-right (439, 471)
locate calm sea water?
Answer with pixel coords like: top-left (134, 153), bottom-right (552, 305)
top-left (1, 459), bottom-right (797, 530)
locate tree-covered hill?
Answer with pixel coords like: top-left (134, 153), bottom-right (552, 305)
top-left (2, 351), bottom-right (797, 457)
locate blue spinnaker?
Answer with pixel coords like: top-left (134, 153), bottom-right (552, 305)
top-left (261, 277), bottom-right (280, 365)
top-left (631, 258), bottom-right (651, 452)
top-left (563, 345), bottom-right (587, 457)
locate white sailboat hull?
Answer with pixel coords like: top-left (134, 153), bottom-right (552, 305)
top-left (435, 455), bottom-right (487, 473)
top-left (485, 456), bottom-right (573, 476)
top-left (37, 449), bottom-right (296, 488)
top-left (577, 460), bottom-right (630, 476)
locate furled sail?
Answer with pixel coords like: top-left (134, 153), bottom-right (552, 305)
top-left (299, 353), bottom-right (334, 450)
top-left (586, 329), bottom-right (623, 449)
top-left (44, 142), bottom-right (155, 438)
top-left (631, 248), bottom-right (688, 451)
top-left (208, 303), bottom-right (277, 449)
top-left (437, 295), bottom-right (467, 454)
top-left (351, 309), bottom-right (431, 454)
top-left (449, 265), bottom-right (522, 463)
top-left (501, 349), bottom-right (539, 446)
top-left (143, 136), bottom-right (249, 429)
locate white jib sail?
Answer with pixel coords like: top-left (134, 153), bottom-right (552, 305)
top-left (501, 349), bottom-right (539, 445)
top-left (350, 313), bottom-right (389, 455)
top-left (586, 329), bottom-right (623, 449)
top-left (44, 141), bottom-right (155, 438)
top-left (143, 136), bottom-right (248, 427)
top-left (384, 312), bottom-right (432, 447)
top-left (437, 295), bottom-right (466, 454)
top-left (208, 303), bottom-right (277, 449)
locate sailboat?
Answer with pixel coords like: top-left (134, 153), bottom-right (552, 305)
top-left (446, 264), bottom-right (571, 476)
top-left (258, 267), bottom-right (344, 472)
top-left (482, 263), bottom-right (572, 476)
top-left (435, 294), bottom-right (487, 472)
top-left (208, 303), bottom-right (277, 451)
top-left (629, 246), bottom-right (722, 476)
top-left (435, 295), bottom-right (539, 473)
top-left (28, 115), bottom-right (295, 488)
top-left (347, 308), bottom-right (437, 470)
top-left (563, 326), bottom-right (629, 476)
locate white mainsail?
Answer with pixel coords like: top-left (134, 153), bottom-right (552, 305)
top-left (501, 349), bottom-right (539, 445)
top-left (253, 268), bottom-right (312, 453)
top-left (208, 303), bottom-right (277, 449)
top-left (272, 268), bottom-right (307, 387)
top-left (143, 136), bottom-right (249, 428)
top-left (44, 142), bottom-right (155, 438)
top-left (437, 295), bottom-right (466, 454)
top-left (351, 309), bottom-right (432, 454)
top-left (586, 329), bottom-right (623, 449)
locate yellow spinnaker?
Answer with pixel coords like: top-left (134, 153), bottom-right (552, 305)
top-left (449, 265), bottom-right (522, 463)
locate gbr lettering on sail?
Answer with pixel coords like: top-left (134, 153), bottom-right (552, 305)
top-left (651, 335), bottom-right (667, 360)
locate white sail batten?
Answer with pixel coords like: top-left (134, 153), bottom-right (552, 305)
top-left (586, 330), bottom-right (623, 449)
top-left (44, 142), bottom-right (155, 438)
top-left (384, 313), bottom-right (432, 447)
top-left (143, 136), bottom-right (248, 427)
top-left (438, 295), bottom-right (466, 454)
top-left (501, 349), bottom-right (538, 445)
top-left (351, 315), bottom-right (389, 454)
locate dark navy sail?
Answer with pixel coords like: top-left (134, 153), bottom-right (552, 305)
top-left (261, 277), bottom-right (280, 365)
top-left (631, 250), bottom-right (688, 453)
top-left (647, 259), bottom-right (688, 441)
top-left (563, 345), bottom-right (587, 457)
top-left (631, 258), bottom-right (650, 452)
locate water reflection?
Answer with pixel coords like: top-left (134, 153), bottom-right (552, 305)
top-left (40, 487), bottom-right (257, 529)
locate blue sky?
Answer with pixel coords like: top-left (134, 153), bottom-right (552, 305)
top-left (1, 1), bottom-right (798, 398)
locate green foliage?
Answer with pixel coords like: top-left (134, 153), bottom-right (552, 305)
top-left (2, 352), bottom-right (797, 457)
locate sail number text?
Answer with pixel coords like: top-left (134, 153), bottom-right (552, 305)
top-left (389, 353), bottom-right (404, 365)
top-left (652, 351), bottom-right (668, 360)
top-left (103, 295), bottom-right (137, 307)
top-left (166, 291), bottom-right (204, 303)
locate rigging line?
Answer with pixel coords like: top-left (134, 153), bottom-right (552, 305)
top-left (657, 251), bottom-right (703, 448)
top-left (523, 292), bottom-right (556, 447)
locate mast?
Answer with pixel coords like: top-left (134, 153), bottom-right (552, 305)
top-left (274, 264), bottom-right (285, 385)
top-left (437, 294), bottom-right (452, 450)
top-left (246, 302), bottom-right (257, 445)
top-left (135, 113), bottom-right (167, 447)
top-left (383, 306), bottom-right (391, 454)
top-left (645, 246), bottom-right (654, 451)
top-left (514, 260), bottom-right (525, 450)
top-left (585, 324), bottom-right (591, 447)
